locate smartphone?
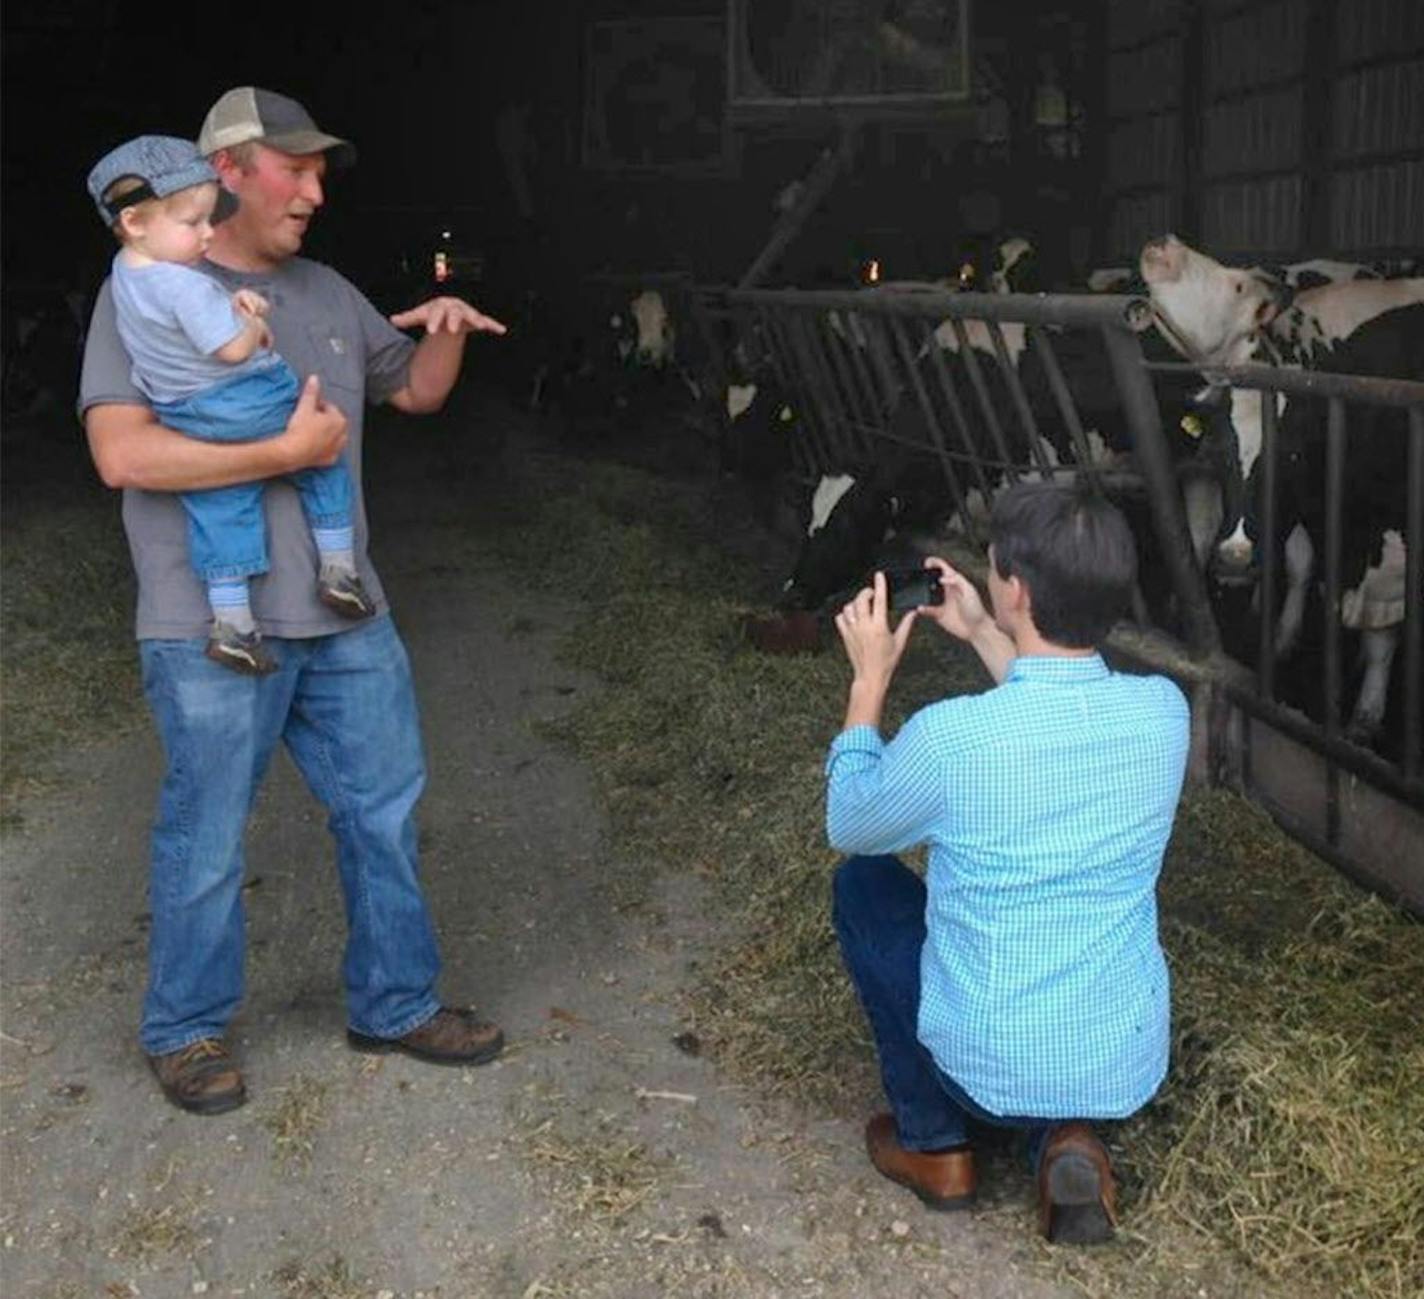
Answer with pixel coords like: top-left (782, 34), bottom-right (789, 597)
top-left (883, 566), bottom-right (944, 613)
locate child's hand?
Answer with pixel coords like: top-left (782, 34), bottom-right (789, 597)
top-left (232, 289), bottom-right (270, 319)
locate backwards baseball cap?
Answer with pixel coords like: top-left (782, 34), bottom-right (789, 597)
top-left (86, 135), bottom-right (236, 228)
top-left (197, 87), bottom-right (356, 168)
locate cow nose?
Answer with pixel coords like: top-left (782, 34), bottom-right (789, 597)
top-left (1216, 536), bottom-right (1255, 572)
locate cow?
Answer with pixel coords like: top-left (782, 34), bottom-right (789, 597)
top-left (1140, 233), bottom-right (1424, 740)
top-left (1266, 309), bottom-right (1421, 740)
top-left (537, 285), bottom-right (707, 436)
top-left (778, 454), bottom-right (947, 613)
top-left (618, 289), bottom-right (675, 368)
top-left (951, 235), bottom-right (1040, 295)
top-left (720, 357), bottom-right (802, 536)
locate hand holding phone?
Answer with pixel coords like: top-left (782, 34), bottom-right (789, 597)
top-left (882, 565), bottom-right (945, 614)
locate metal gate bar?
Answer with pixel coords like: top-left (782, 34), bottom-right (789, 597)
top-left (1098, 324), bottom-right (1222, 656)
top-left (1406, 408), bottom-right (1423, 784)
top-left (885, 314), bottom-right (972, 529)
top-left (1323, 398), bottom-right (1346, 846)
top-left (1029, 326), bottom-right (1104, 492)
top-left (1256, 389), bottom-right (1281, 705)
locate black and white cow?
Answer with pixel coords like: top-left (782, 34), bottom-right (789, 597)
top-left (614, 290), bottom-right (676, 368)
top-left (1141, 233), bottom-right (1424, 739)
top-left (952, 235), bottom-right (1041, 295)
top-left (720, 350), bottom-right (803, 536)
top-left (541, 286), bottom-right (704, 433)
top-left (778, 451), bottom-right (948, 612)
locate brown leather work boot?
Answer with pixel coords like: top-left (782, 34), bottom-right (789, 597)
top-left (1037, 1121), bottom-right (1118, 1244)
top-left (865, 1112), bottom-right (977, 1210)
top-left (147, 1038), bottom-right (247, 1116)
top-left (346, 1006), bottom-right (504, 1066)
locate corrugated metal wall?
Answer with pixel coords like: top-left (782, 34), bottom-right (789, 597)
top-left (1103, 1), bottom-right (1182, 257)
top-left (1101, 0), bottom-right (1424, 261)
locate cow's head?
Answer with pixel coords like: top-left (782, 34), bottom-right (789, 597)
top-left (624, 289), bottom-right (674, 367)
top-left (950, 235), bottom-right (1037, 294)
top-left (1140, 235), bottom-right (1293, 367)
top-left (990, 237), bottom-right (1037, 294)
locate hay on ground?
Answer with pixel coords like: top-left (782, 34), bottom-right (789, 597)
top-left (476, 449), bottom-right (1424, 1299)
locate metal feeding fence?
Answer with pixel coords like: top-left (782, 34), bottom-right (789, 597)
top-left (685, 282), bottom-right (1424, 906)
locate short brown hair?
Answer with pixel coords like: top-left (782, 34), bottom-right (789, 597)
top-left (990, 481), bottom-right (1138, 648)
top-left (217, 140), bottom-right (261, 171)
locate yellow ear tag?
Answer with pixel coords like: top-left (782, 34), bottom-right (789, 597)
top-left (778, 405), bottom-right (794, 422)
top-left (1180, 413), bottom-right (1204, 439)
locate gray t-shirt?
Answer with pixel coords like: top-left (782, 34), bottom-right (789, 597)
top-left (110, 254), bottom-right (284, 403)
top-left (80, 257), bottom-right (416, 639)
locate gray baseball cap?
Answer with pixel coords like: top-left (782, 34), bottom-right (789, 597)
top-left (197, 87), bottom-right (356, 167)
top-left (86, 135), bottom-right (235, 227)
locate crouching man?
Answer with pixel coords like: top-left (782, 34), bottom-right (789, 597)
top-left (826, 481), bottom-right (1189, 1243)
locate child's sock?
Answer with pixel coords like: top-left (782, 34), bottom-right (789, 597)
top-left (209, 579), bottom-right (256, 634)
top-left (312, 526), bottom-right (356, 577)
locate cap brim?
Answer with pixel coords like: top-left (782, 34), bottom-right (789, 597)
top-left (263, 130), bottom-right (357, 169)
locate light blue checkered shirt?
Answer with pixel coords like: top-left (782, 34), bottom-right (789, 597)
top-left (826, 654), bottom-right (1189, 1118)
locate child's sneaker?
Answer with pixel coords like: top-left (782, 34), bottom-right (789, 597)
top-left (206, 621), bottom-right (278, 675)
top-left (318, 569), bottom-right (377, 620)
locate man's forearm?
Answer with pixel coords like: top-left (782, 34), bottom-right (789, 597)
top-left (395, 333), bottom-right (467, 413)
top-left (843, 677), bottom-right (890, 732)
top-left (87, 404), bottom-right (302, 492)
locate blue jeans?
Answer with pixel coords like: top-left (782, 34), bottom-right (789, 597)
top-left (832, 854), bottom-right (1052, 1166)
top-left (155, 363), bottom-right (352, 582)
top-left (137, 615), bottom-right (441, 1054)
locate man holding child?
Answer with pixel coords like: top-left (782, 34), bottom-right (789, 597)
top-left (79, 87), bottom-right (507, 1115)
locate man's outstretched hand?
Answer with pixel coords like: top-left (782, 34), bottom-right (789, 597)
top-left (390, 297), bottom-right (507, 337)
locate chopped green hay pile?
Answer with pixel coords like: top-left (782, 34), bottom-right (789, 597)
top-left (479, 448), bottom-right (1424, 1299)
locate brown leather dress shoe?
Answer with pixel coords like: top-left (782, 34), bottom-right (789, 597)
top-left (347, 1006), bottom-right (504, 1066)
top-left (147, 1038), bottom-right (247, 1116)
top-left (1037, 1121), bottom-right (1118, 1244)
top-left (865, 1112), bottom-right (977, 1210)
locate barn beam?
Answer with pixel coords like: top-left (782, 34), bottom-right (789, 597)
top-left (738, 122), bottom-right (860, 289)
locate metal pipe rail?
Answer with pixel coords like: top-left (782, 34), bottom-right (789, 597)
top-left (1145, 360), bottom-right (1424, 408)
top-left (720, 286), bottom-right (1155, 333)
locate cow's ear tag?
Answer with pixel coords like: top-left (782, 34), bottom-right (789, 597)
top-left (1180, 413), bottom-right (1204, 439)
top-left (778, 405), bottom-right (794, 422)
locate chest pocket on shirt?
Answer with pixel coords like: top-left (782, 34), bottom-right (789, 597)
top-left (304, 323), bottom-right (364, 409)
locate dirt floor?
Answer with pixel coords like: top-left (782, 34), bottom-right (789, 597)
top-left (0, 396), bottom-right (1095, 1298)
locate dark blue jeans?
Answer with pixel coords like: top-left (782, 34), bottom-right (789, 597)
top-left (832, 854), bottom-right (1051, 1166)
top-left (137, 615), bottom-right (441, 1054)
top-left (156, 362), bottom-right (352, 581)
